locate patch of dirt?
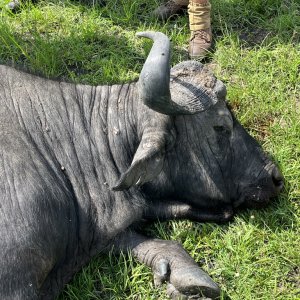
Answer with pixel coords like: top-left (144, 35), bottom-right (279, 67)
top-left (226, 99), bottom-right (241, 113)
top-left (287, 266), bottom-right (300, 288)
top-left (244, 113), bottom-right (278, 140)
top-left (239, 28), bottom-right (272, 46)
top-left (278, 266), bottom-right (300, 293)
top-left (296, 92), bottom-right (300, 113)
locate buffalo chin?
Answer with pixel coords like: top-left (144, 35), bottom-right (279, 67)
top-left (242, 195), bottom-right (271, 209)
top-left (236, 189), bottom-right (278, 209)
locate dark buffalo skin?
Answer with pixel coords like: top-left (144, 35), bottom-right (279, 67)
top-left (0, 32), bottom-right (283, 299)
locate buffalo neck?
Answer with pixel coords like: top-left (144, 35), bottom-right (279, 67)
top-left (1, 65), bottom-right (144, 248)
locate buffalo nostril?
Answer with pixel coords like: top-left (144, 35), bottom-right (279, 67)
top-left (271, 167), bottom-right (284, 190)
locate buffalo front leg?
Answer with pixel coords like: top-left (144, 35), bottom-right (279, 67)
top-left (144, 201), bottom-right (233, 223)
top-left (115, 231), bottom-right (221, 299)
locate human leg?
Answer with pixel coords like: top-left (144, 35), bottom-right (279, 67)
top-left (188, 0), bottom-right (212, 59)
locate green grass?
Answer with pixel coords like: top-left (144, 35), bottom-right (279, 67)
top-left (0, 0), bottom-right (299, 299)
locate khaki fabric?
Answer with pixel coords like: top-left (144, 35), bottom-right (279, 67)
top-left (188, 1), bottom-right (211, 30)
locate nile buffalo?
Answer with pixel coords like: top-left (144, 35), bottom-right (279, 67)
top-left (0, 32), bottom-right (283, 299)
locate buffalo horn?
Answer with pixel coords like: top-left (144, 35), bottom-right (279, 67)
top-left (136, 31), bottom-right (217, 115)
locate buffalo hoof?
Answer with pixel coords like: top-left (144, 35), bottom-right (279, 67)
top-left (153, 257), bottom-right (221, 299)
top-left (169, 266), bottom-right (220, 299)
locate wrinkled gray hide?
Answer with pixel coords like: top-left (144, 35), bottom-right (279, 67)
top-left (0, 32), bottom-right (283, 300)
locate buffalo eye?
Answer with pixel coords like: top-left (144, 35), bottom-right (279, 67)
top-left (213, 125), bottom-right (231, 135)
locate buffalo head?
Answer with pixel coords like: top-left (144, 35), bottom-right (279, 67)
top-left (114, 32), bottom-right (283, 221)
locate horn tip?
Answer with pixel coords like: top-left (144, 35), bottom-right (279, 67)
top-left (136, 31), bottom-right (155, 39)
top-left (136, 31), bottom-right (169, 41)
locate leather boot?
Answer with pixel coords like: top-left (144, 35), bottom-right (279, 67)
top-left (153, 0), bottom-right (189, 20)
top-left (189, 27), bottom-right (212, 59)
top-left (188, 0), bottom-right (212, 59)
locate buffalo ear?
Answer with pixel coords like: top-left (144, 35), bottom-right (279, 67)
top-left (112, 136), bottom-right (165, 191)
